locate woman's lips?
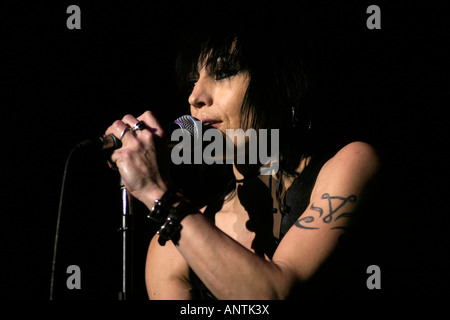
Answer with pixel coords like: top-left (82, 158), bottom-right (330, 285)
top-left (201, 118), bottom-right (222, 128)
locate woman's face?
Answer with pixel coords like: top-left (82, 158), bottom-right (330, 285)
top-left (189, 65), bottom-right (250, 134)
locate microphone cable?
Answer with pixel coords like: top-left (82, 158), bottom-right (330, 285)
top-left (49, 145), bottom-right (78, 300)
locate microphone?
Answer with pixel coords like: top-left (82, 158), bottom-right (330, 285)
top-left (168, 115), bottom-right (201, 148)
top-left (77, 134), bottom-right (122, 150)
top-left (77, 115), bottom-right (201, 151)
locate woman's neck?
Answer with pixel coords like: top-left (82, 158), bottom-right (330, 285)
top-left (231, 155), bottom-right (312, 195)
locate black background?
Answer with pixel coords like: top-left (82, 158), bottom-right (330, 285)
top-left (2, 1), bottom-right (449, 300)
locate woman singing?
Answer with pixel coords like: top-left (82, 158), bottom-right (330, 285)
top-left (104, 12), bottom-right (379, 300)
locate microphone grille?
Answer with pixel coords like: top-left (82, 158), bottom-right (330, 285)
top-left (173, 115), bottom-right (199, 137)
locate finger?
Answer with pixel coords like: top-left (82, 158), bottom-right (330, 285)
top-left (122, 114), bottom-right (140, 128)
top-left (137, 110), bottom-right (165, 138)
top-left (122, 113), bottom-right (156, 139)
top-left (105, 119), bottom-right (134, 144)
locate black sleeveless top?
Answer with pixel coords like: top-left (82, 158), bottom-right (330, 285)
top-left (189, 153), bottom-right (335, 300)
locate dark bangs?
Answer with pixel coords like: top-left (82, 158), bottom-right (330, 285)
top-left (175, 22), bottom-right (252, 124)
top-left (175, 17), bottom-right (245, 87)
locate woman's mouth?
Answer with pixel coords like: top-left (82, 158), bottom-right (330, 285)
top-left (201, 118), bottom-right (223, 128)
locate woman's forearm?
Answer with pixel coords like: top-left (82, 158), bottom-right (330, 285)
top-left (172, 212), bottom-right (295, 300)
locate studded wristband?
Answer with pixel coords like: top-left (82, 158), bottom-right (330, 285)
top-left (157, 200), bottom-right (199, 246)
top-left (147, 188), bottom-right (177, 225)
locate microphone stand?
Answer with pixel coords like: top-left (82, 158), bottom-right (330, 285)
top-left (118, 178), bottom-right (133, 300)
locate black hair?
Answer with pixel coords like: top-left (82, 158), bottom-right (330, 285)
top-left (175, 10), bottom-right (313, 177)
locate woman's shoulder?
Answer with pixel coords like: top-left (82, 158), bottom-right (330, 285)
top-left (331, 141), bottom-right (379, 163)
top-left (312, 141), bottom-right (380, 197)
top-left (331, 141), bottom-right (380, 171)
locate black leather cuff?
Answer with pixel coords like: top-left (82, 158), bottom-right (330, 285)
top-left (157, 200), bottom-right (199, 246)
top-left (147, 188), bottom-right (177, 225)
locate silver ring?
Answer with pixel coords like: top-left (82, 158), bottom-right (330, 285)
top-left (132, 121), bottom-right (147, 132)
top-left (120, 127), bottom-right (133, 140)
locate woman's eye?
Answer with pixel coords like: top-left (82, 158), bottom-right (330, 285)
top-left (214, 69), bottom-right (229, 80)
top-left (214, 67), bottom-right (238, 81)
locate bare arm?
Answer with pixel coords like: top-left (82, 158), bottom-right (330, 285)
top-left (146, 141), bottom-right (380, 299)
top-left (146, 235), bottom-right (192, 299)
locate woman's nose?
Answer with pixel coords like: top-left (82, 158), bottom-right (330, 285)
top-left (188, 78), bottom-right (213, 109)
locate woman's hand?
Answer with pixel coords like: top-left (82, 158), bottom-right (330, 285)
top-left (105, 111), bottom-right (170, 207)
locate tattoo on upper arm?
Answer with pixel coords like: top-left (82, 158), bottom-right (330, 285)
top-left (294, 193), bottom-right (357, 231)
